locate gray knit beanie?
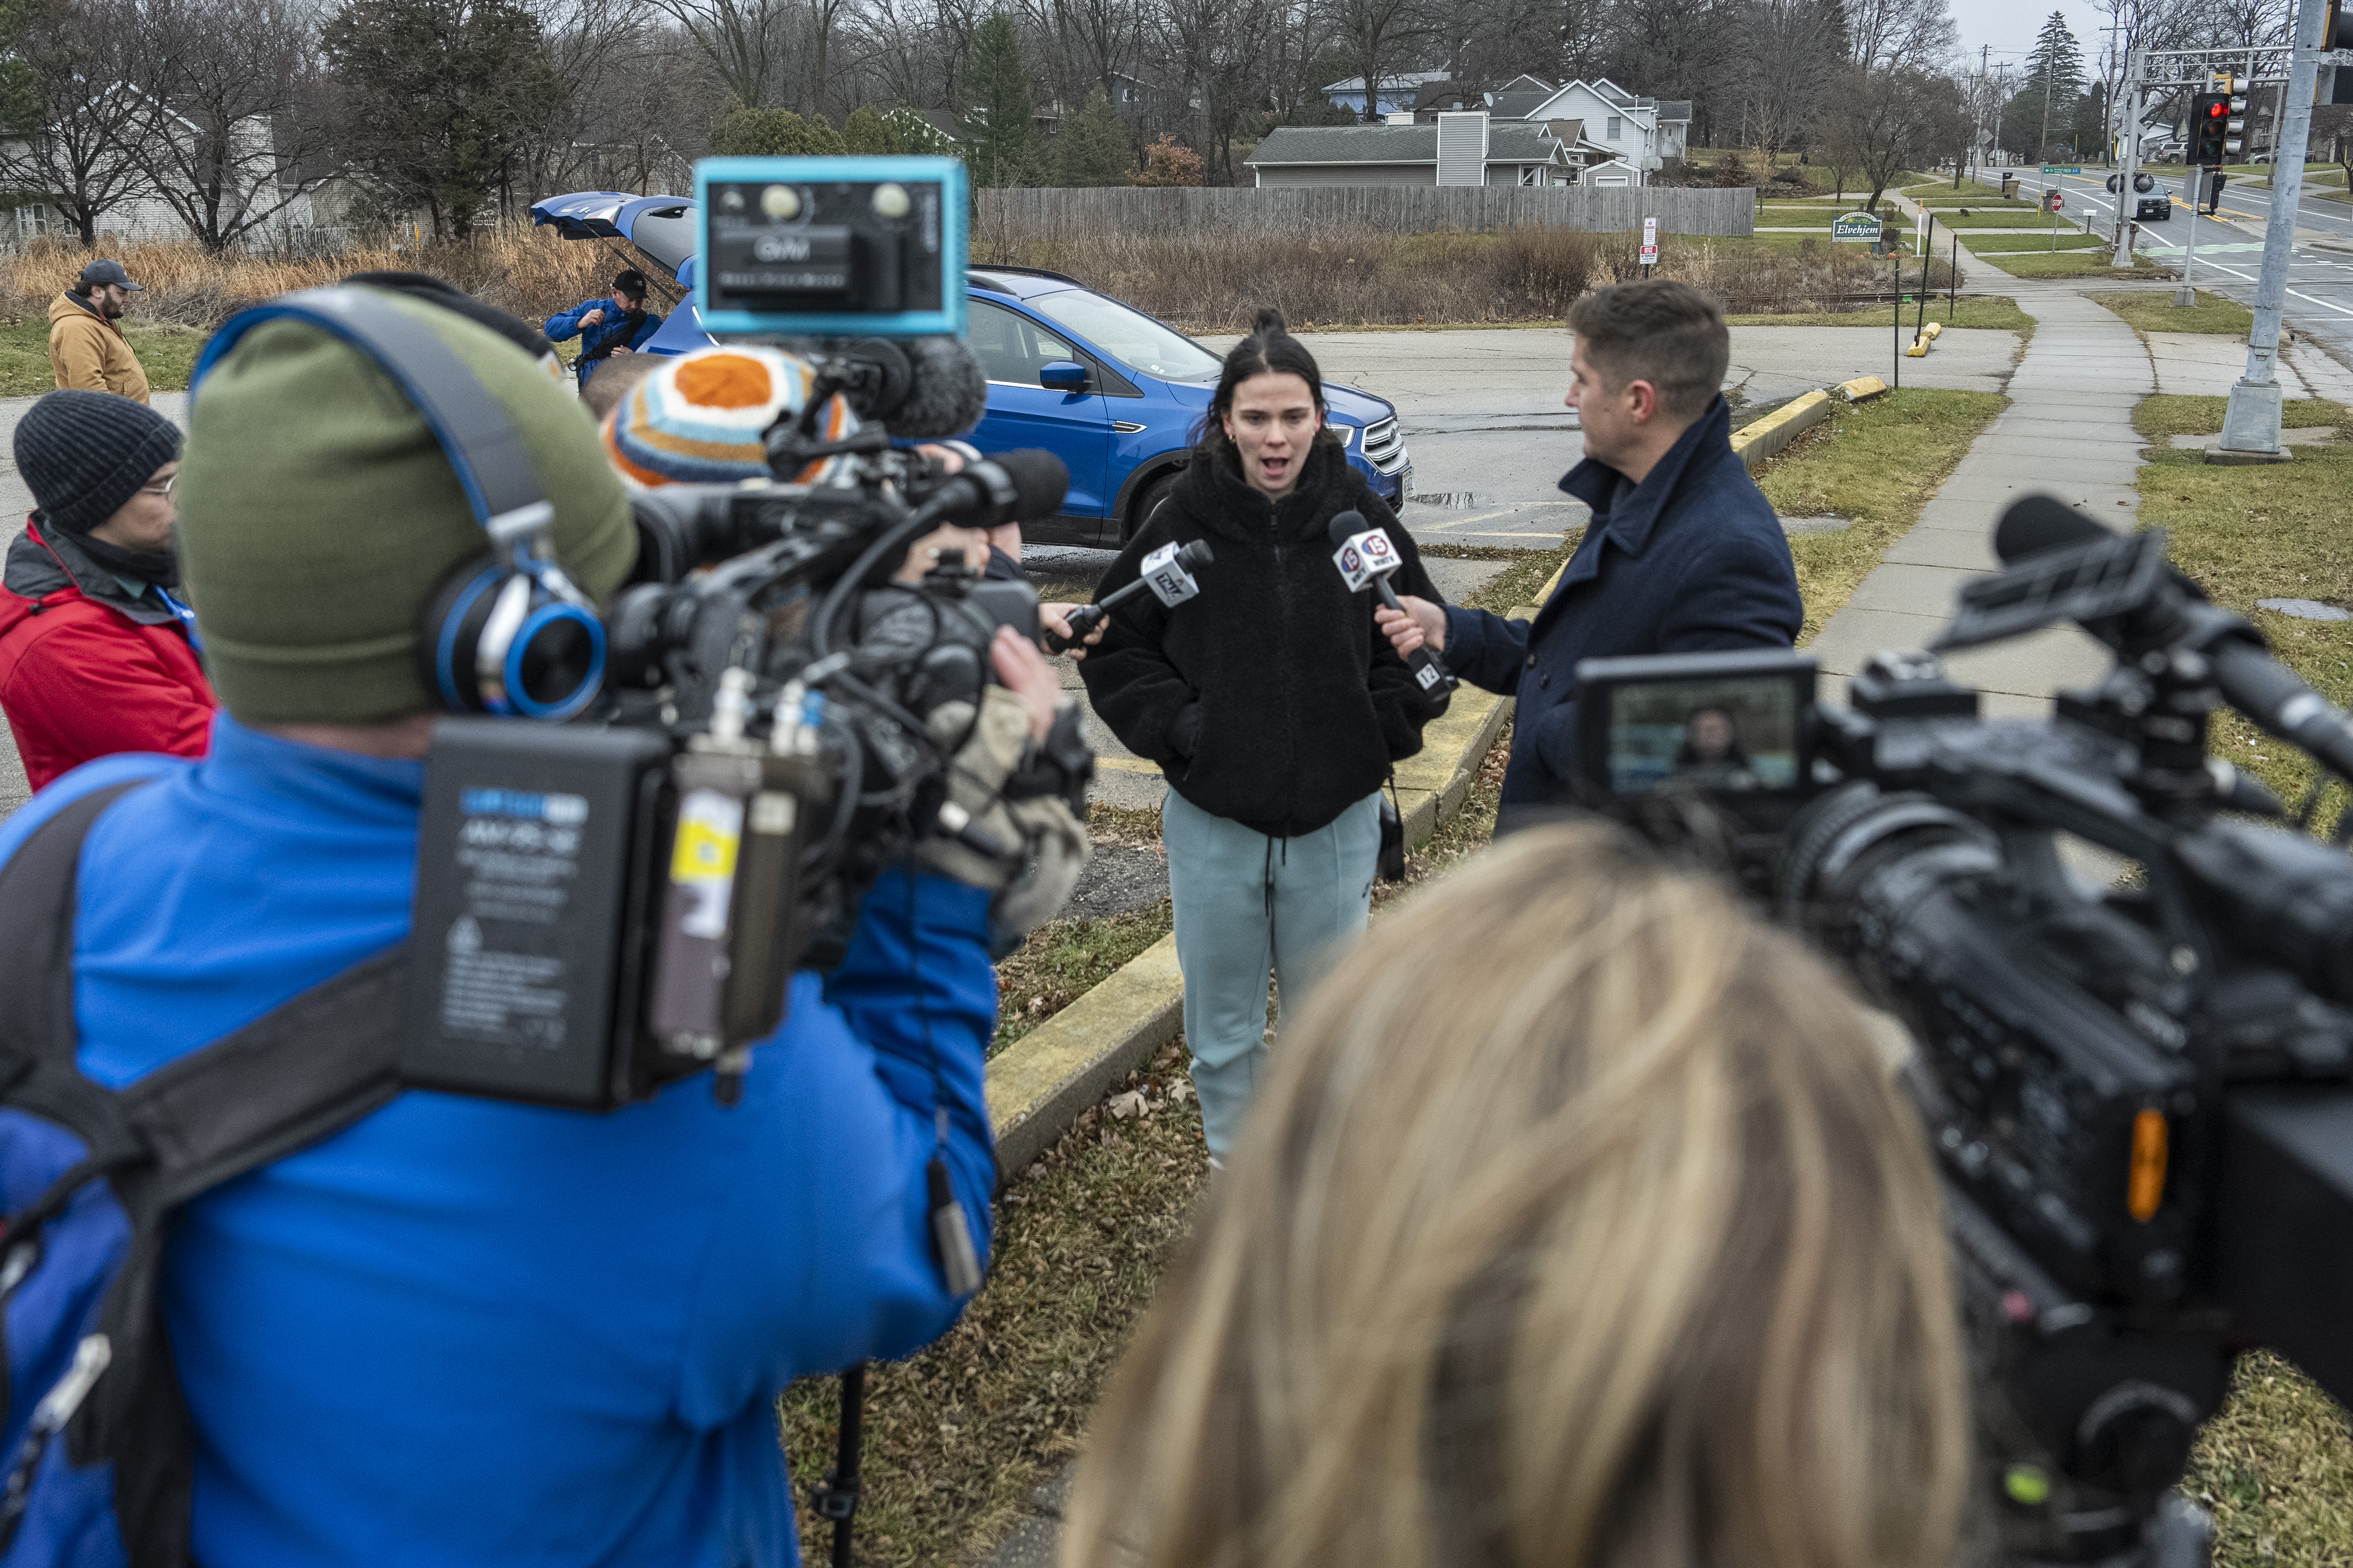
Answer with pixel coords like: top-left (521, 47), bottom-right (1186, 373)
top-left (14, 390), bottom-right (181, 535)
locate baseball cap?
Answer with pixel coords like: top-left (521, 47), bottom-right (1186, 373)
top-left (77, 259), bottom-right (141, 292)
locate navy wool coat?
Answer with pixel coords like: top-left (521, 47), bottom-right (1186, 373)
top-left (1442, 395), bottom-right (1804, 811)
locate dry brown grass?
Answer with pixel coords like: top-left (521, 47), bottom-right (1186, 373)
top-left (976, 227), bottom-right (1906, 331)
top-left (0, 226), bottom-right (629, 330)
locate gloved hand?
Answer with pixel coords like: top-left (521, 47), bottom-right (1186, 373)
top-left (916, 686), bottom-right (1092, 952)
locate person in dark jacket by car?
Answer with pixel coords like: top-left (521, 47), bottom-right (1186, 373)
top-left (0, 390), bottom-right (212, 790)
top-left (546, 268), bottom-right (662, 388)
top-left (1377, 281), bottom-right (1801, 831)
top-left (1083, 309), bottom-right (1449, 1163)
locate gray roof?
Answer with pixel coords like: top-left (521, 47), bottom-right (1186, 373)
top-left (1246, 122), bottom-right (1564, 166)
top-left (1489, 91), bottom-right (1551, 119)
top-left (1656, 100), bottom-right (1692, 123)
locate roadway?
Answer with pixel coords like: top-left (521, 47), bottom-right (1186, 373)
top-left (1985, 165), bottom-right (2353, 361)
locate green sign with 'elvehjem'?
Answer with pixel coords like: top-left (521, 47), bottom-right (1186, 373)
top-left (1831, 211), bottom-right (1881, 242)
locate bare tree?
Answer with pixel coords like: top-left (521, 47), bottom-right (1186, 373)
top-left (124, 0), bottom-right (337, 251)
top-left (1843, 0), bottom-right (1958, 70)
top-left (1820, 61), bottom-right (1963, 207)
top-left (646, 0), bottom-right (796, 108)
top-left (1331, 0), bottom-right (1429, 122)
top-left (1739, 0), bottom-right (1843, 156)
top-left (0, 0), bottom-right (156, 246)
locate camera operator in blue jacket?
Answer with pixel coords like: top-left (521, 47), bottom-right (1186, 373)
top-left (0, 289), bottom-right (1040, 1566)
top-left (1377, 281), bottom-right (1801, 829)
top-left (547, 267), bottom-right (664, 388)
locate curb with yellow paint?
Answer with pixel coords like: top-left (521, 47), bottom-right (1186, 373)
top-left (984, 402), bottom-right (1827, 1177)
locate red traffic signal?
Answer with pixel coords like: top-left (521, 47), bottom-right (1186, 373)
top-left (2189, 93), bottom-right (2231, 165)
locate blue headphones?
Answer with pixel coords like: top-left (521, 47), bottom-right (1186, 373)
top-left (190, 286), bottom-right (608, 721)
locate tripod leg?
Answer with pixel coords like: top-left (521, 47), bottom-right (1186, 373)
top-left (810, 1363), bottom-right (868, 1567)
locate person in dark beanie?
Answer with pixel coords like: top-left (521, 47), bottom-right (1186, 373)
top-left (0, 286), bottom-right (1050, 1564)
top-left (546, 267), bottom-right (662, 389)
top-left (1081, 308), bottom-right (1450, 1165)
top-left (49, 257), bottom-right (152, 403)
top-left (0, 389), bottom-right (210, 789)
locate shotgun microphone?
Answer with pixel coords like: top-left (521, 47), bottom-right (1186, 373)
top-left (1328, 511), bottom-right (1456, 696)
top-left (1044, 539), bottom-right (1214, 653)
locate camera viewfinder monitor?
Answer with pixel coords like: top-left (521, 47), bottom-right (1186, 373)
top-left (695, 156), bottom-right (968, 340)
top-left (1572, 650), bottom-right (1817, 801)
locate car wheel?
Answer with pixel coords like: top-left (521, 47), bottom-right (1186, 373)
top-left (1126, 468), bottom-right (1181, 544)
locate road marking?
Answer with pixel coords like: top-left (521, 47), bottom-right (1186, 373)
top-left (1408, 504), bottom-right (1575, 529)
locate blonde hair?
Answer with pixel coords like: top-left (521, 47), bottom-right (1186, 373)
top-left (1063, 822), bottom-right (1969, 1568)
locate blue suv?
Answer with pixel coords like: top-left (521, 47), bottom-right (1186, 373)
top-left (531, 191), bottom-right (1412, 549)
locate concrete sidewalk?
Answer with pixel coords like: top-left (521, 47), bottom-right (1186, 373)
top-left (1805, 290), bottom-right (2142, 715)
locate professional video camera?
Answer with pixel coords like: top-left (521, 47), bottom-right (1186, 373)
top-left (407, 155), bottom-right (1091, 1124)
top-left (1568, 496), bottom-right (2353, 1567)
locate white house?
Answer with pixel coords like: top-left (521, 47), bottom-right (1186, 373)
top-left (1244, 115), bottom-right (1576, 186)
top-left (1503, 79), bottom-right (1690, 171)
top-left (4, 97), bottom-right (318, 249)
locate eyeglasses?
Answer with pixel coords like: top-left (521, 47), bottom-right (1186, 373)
top-left (139, 475), bottom-right (177, 497)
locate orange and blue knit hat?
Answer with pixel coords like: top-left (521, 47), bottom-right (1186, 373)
top-left (602, 346), bottom-right (858, 487)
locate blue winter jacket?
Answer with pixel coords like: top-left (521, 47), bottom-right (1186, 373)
top-left (0, 715), bottom-right (999, 1567)
top-left (546, 297), bottom-right (663, 382)
top-left (1442, 396), bottom-right (1803, 811)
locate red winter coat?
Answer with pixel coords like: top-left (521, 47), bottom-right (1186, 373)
top-left (0, 519), bottom-right (215, 790)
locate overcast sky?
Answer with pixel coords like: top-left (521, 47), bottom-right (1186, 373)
top-left (1951, 0), bottom-right (2116, 79)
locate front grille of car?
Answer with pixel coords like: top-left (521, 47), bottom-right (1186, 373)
top-left (1360, 417), bottom-right (1407, 472)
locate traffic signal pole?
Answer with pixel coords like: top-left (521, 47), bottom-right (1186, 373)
top-left (2111, 49), bottom-right (2144, 268)
top-left (2218, 0), bottom-right (2330, 459)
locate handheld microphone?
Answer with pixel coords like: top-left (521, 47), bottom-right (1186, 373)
top-left (1328, 510), bottom-right (1455, 696)
top-left (1991, 495), bottom-right (2353, 785)
top-left (1045, 539), bottom-right (1214, 653)
top-left (932, 448), bottom-right (1069, 530)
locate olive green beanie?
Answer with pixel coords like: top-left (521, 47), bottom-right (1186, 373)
top-left (178, 291), bottom-right (638, 725)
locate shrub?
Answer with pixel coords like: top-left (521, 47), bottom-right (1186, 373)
top-left (1133, 135), bottom-right (1203, 187)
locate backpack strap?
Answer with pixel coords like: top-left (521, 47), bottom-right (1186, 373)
top-left (0, 780), bottom-right (410, 1567)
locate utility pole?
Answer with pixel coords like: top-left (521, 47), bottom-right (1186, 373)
top-left (2113, 46), bottom-right (2144, 266)
top-left (2218, 0), bottom-right (2330, 458)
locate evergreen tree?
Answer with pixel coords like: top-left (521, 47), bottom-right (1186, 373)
top-left (321, 0), bottom-right (562, 242)
top-left (1051, 87), bottom-right (1132, 186)
top-left (961, 13), bottom-right (1039, 187)
top-left (844, 105), bottom-right (905, 155)
top-left (885, 108), bottom-right (961, 156)
top-left (709, 107), bottom-right (847, 157)
top-left (2018, 11), bottom-right (2083, 160)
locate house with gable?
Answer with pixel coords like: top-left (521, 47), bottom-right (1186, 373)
top-left (1243, 113), bottom-right (1576, 186)
top-left (1500, 79), bottom-right (1689, 173)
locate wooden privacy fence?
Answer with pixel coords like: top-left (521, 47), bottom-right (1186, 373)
top-left (974, 185), bottom-right (1756, 241)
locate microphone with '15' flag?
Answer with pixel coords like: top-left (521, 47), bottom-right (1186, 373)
top-left (1044, 539), bottom-right (1215, 653)
top-left (1328, 510), bottom-right (1456, 695)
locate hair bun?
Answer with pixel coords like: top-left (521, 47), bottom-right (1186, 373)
top-left (1252, 307), bottom-right (1289, 336)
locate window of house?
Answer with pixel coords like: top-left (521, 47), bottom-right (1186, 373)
top-left (1518, 165), bottom-right (1541, 186)
top-left (1606, 115), bottom-right (1622, 139)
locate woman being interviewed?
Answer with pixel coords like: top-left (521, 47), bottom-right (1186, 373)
top-left (1080, 309), bottom-right (1449, 1166)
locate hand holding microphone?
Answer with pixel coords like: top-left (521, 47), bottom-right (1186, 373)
top-left (1044, 539), bottom-right (1216, 653)
top-left (1328, 511), bottom-right (1456, 696)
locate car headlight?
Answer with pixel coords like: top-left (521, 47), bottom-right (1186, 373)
top-left (1336, 424), bottom-right (1357, 449)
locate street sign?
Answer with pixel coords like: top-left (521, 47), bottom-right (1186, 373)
top-left (2047, 189), bottom-right (2065, 211)
top-left (2041, 164), bottom-right (2084, 173)
top-left (1640, 216), bottom-right (1657, 266)
top-left (1831, 211), bottom-right (1881, 242)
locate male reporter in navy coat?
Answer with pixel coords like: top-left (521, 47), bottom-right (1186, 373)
top-left (1377, 280), bottom-right (1802, 829)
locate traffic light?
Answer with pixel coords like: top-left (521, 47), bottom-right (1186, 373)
top-left (2225, 90), bottom-right (2247, 157)
top-left (2190, 93), bottom-right (2230, 164)
top-left (2327, 0), bottom-right (2351, 52)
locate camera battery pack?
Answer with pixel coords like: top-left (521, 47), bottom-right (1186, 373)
top-left (406, 720), bottom-right (673, 1110)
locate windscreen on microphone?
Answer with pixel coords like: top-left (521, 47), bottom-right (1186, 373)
top-left (1175, 540), bottom-right (1214, 571)
top-left (881, 336), bottom-right (989, 438)
top-left (994, 448), bottom-right (1070, 522)
top-left (1995, 495), bottom-right (2107, 565)
top-left (1328, 510), bottom-right (1367, 548)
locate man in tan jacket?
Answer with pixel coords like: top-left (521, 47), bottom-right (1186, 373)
top-left (50, 259), bottom-right (152, 404)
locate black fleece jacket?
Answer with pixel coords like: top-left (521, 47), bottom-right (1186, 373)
top-left (1079, 442), bottom-right (1449, 839)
